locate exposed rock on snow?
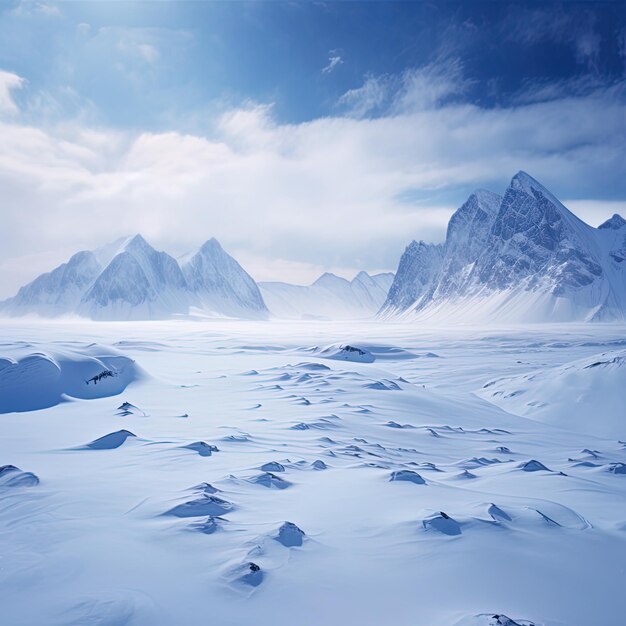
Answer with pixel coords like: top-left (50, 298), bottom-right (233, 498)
top-left (230, 562), bottom-right (264, 587)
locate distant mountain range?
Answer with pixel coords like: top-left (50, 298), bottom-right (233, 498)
top-left (381, 171), bottom-right (626, 322)
top-left (2, 171), bottom-right (624, 322)
top-left (0, 235), bottom-right (391, 320)
top-left (260, 271), bottom-right (394, 320)
top-left (0, 235), bottom-right (269, 320)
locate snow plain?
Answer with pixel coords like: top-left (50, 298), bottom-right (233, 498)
top-left (1, 319), bottom-right (626, 626)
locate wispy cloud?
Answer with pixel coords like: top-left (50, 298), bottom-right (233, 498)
top-left (322, 53), bottom-right (343, 74)
top-left (0, 70), bottom-right (25, 115)
top-left (338, 58), bottom-right (470, 117)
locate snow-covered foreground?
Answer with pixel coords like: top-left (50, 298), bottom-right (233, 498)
top-left (1, 320), bottom-right (626, 626)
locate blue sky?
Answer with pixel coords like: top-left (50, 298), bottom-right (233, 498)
top-left (0, 1), bottom-right (625, 296)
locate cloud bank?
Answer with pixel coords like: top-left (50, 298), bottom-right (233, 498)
top-left (0, 64), bottom-right (625, 298)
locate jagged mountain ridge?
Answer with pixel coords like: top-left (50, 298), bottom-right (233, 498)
top-left (260, 271), bottom-right (394, 320)
top-left (381, 171), bottom-right (626, 322)
top-left (1, 235), bottom-right (269, 320)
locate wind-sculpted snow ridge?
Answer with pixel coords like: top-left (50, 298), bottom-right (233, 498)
top-left (0, 343), bottom-right (141, 413)
top-left (382, 171), bottom-right (626, 322)
top-left (479, 349), bottom-right (626, 438)
top-left (0, 234), bottom-right (269, 320)
top-left (2, 323), bottom-right (626, 625)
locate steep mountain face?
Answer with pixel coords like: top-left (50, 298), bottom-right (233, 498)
top-left (431, 189), bottom-right (502, 301)
top-left (2, 235), bottom-right (270, 321)
top-left (383, 171), bottom-right (626, 322)
top-left (380, 241), bottom-right (443, 314)
top-left (260, 271), bottom-right (394, 319)
top-left (0, 251), bottom-right (102, 317)
top-left (181, 238), bottom-right (268, 319)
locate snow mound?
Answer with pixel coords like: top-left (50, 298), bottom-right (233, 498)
top-left (315, 344), bottom-right (375, 363)
top-left (422, 511), bottom-right (462, 536)
top-left (182, 441), bottom-right (219, 456)
top-left (82, 430), bottom-right (136, 450)
top-left (0, 465), bottom-right (39, 488)
top-left (0, 344), bottom-right (141, 414)
top-left (275, 521), bottom-right (305, 547)
top-left (260, 461), bottom-right (285, 472)
top-left (229, 562), bottom-right (264, 588)
top-left (165, 494), bottom-right (234, 518)
top-left (188, 516), bottom-right (225, 535)
top-left (479, 350), bottom-right (626, 438)
top-left (249, 472), bottom-right (291, 489)
top-left (389, 469), bottom-right (426, 485)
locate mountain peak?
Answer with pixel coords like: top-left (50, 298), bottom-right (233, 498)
top-left (313, 272), bottom-right (347, 287)
top-left (121, 233), bottom-right (154, 255)
top-left (199, 237), bottom-right (223, 253)
top-left (509, 171), bottom-right (568, 211)
top-left (599, 214), bottom-right (626, 230)
top-left (353, 270), bottom-right (372, 283)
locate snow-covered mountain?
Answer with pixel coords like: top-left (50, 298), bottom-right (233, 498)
top-left (382, 171), bottom-right (626, 322)
top-left (181, 238), bottom-right (268, 319)
top-left (78, 235), bottom-right (190, 320)
top-left (1, 235), bottom-right (269, 320)
top-left (0, 251), bottom-right (102, 317)
top-left (260, 271), bottom-right (394, 320)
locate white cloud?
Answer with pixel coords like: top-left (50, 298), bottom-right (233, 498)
top-left (338, 74), bottom-right (389, 118)
top-left (0, 70), bottom-right (25, 115)
top-left (339, 59), bottom-right (470, 117)
top-left (10, 1), bottom-right (61, 18)
top-left (322, 55), bottom-right (343, 74)
top-left (0, 68), bottom-right (625, 298)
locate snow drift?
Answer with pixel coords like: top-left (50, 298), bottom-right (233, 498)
top-left (0, 344), bottom-right (141, 413)
top-left (479, 349), bottom-right (626, 438)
